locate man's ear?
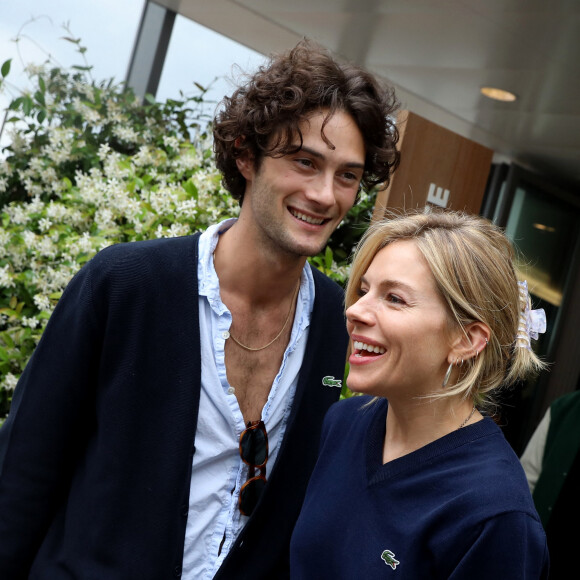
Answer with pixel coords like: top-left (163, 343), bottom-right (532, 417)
top-left (448, 321), bottom-right (490, 363)
top-left (235, 150), bottom-right (255, 181)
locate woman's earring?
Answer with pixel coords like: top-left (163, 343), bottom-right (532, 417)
top-left (442, 361), bottom-right (454, 388)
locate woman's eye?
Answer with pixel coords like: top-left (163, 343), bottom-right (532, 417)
top-left (387, 293), bottom-right (404, 305)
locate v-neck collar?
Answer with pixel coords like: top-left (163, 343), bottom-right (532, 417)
top-left (364, 399), bottom-right (497, 486)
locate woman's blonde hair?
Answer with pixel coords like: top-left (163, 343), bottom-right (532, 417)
top-left (345, 208), bottom-right (546, 414)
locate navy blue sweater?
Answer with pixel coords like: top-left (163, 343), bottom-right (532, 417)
top-left (0, 234), bottom-right (348, 579)
top-left (291, 396), bottom-right (549, 579)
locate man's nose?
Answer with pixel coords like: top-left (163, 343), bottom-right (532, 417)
top-left (305, 172), bottom-right (335, 207)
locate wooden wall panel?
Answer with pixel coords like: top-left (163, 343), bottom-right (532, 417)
top-left (373, 111), bottom-right (494, 221)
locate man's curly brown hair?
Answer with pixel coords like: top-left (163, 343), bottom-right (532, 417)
top-left (213, 39), bottom-right (400, 204)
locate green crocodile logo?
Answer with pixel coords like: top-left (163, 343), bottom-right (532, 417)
top-left (322, 375), bottom-right (342, 388)
top-left (381, 549), bottom-right (400, 570)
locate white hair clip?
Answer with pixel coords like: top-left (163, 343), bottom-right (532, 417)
top-left (516, 280), bottom-right (547, 350)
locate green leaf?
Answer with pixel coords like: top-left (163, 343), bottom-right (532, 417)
top-left (1, 59), bottom-right (11, 77)
top-left (8, 96), bottom-right (24, 111)
top-left (182, 180), bottom-right (198, 200)
top-left (34, 90), bottom-right (46, 107)
top-left (325, 245), bottom-right (333, 269)
top-left (22, 96), bottom-right (33, 116)
top-left (2, 333), bottom-right (14, 349)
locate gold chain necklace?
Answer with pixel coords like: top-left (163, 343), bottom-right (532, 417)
top-left (229, 280), bottom-right (300, 352)
top-left (458, 405), bottom-right (477, 429)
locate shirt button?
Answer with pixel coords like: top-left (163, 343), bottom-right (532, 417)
top-left (222, 331), bottom-right (230, 339)
top-left (227, 386), bottom-right (236, 395)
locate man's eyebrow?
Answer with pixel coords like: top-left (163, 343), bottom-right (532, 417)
top-left (294, 145), bottom-right (365, 169)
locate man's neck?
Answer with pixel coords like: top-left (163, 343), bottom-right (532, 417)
top-left (213, 221), bottom-right (306, 305)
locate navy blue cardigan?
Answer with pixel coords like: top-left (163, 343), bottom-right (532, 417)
top-left (0, 234), bottom-right (348, 579)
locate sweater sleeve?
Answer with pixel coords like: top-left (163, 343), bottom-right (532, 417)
top-left (0, 256), bottom-right (102, 576)
top-left (520, 407), bottom-right (551, 493)
top-left (450, 511), bottom-right (549, 579)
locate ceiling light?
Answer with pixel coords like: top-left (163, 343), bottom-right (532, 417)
top-left (480, 87), bottom-right (517, 102)
top-left (533, 223), bottom-right (556, 233)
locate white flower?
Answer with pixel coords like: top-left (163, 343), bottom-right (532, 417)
top-left (6, 128), bottom-right (29, 153)
top-left (21, 316), bottom-right (40, 329)
top-left (1, 373), bottom-right (18, 391)
top-left (22, 230), bottom-right (37, 249)
top-left (24, 63), bottom-right (45, 76)
top-left (113, 125), bottom-right (140, 144)
top-left (72, 97), bottom-right (101, 125)
top-left (0, 160), bottom-right (14, 177)
top-left (77, 232), bottom-right (94, 254)
top-left (36, 237), bottom-right (57, 259)
top-left (0, 229), bottom-right (10, 256)
top-left (33, 294), bottom-right (52, 312)
top-left (46, 202), bottom-right (68, 221)
top-left (98, 143), bottom-right (111, 161)
top-left (38, 218), bottom-right (53, 232)
top-left (162, 135), bottom-right (180, 150)
top-left (132, 146), bottom-right (156, 167)
top-left (5, 205), bottom-right (30, 226)
top-left (27, 196), bottom-right (45, 215)
top-left (167, 223), bottom-right (190, 237)
top-left (23, 178), bottom-right (43, 197)
top-left (176, 198), bottom-right (198, 219)
top-left (40, 167), bottom-right (58, 184)
top-left (94, 208), bottom-right (115, 230)
top-left (29, 157), bottom-right (44, 173)
top-left (0, 264), bottom-right (15, 288)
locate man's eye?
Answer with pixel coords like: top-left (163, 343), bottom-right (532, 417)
top-left (296, 158), bottom-right (314, 168)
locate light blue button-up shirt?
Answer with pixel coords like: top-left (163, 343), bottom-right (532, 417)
top-left (182, 219), bottom-right (315, 579)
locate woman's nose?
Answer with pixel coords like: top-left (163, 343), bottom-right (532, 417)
top-left (346, 296), bottom-right (374, 326)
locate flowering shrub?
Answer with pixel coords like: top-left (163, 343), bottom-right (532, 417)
top-left (0, 39), bottom-right (375, 419)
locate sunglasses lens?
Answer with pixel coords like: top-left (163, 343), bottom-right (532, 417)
top-left (240, 477), bottom-right (267, 516)
top-left (240, 425), bottom-right (267, 466)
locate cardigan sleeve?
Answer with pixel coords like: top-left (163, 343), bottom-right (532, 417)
top-left (0, 256), bottom-right (103, 576)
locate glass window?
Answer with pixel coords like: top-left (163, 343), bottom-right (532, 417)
top-left (506, 184), bottom-right (579, 309)
top-left (156, 16), bottom-right (267, 121)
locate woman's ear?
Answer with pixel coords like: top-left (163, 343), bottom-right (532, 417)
top-left (448, 322), bottom-right (490, 363)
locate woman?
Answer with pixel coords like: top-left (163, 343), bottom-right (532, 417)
top-left (290, 209), bottom-right (549, 579)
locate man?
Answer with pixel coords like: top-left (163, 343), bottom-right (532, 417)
top-left (521, 390), bottom-right (580, 579)
top-left (0, 40), bottom-right (399, 578)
